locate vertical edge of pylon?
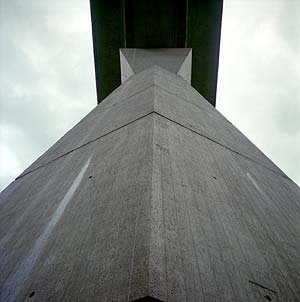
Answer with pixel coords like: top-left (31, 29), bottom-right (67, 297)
top-left (148, 112), bottom-right (168, 301)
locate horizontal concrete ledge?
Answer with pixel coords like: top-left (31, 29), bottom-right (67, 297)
top-left (16, 110), bottom-right (288, 184)
top-left (131, 296), bottom-right (164, 302)
top-left (153, 112), bottom-right (288, 179)
top-left (15, 111), bottom-right (154, 180)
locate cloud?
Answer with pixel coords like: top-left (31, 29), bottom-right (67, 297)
top-left (217, 0), bottom-right (300, 186)
top-left (0, 0), bottom-right (97, 190)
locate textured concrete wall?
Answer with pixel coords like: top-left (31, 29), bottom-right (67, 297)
top-left (1, 65), bottom-right (300, 302)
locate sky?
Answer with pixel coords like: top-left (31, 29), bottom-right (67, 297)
top-left (0, 0), bottom-right (299, 191)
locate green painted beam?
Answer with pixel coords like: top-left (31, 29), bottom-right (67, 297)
top-left (90, 0), bottom-right (125, 101)
top-left (187, 0), bottom-right (223, 105)
top-left (124, 0), bottom-right (186, 48)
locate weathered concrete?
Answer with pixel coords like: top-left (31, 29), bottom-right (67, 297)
top-left (90, 0), bottom-right (223, 105)
top-left (1, 59), bottom-right (300, 301)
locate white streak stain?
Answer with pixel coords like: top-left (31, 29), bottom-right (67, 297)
top-left (1, 154), bottom-right (93, 302)
top-left (247, 172), bottom-right (272, 203)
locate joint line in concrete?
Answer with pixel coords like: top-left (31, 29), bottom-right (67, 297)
top-left (15, 111), bottom-right (154, 181)
top-left (153, 111), bottom-right (288, 180)
top-left (16, 110), bottom-right (287, 183)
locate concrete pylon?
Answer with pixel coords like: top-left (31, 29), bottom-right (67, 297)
top-left (1, 50), bottom-right (300, 302)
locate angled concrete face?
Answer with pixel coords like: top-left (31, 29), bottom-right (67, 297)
top-left (177, 49), bottom-right (192, 84)
top-left (1, 64), bottom-right (300, 302)
top-left (120, 49), bottom-right (192, 84)
top-left (120, 49), bottom-right (135, 83)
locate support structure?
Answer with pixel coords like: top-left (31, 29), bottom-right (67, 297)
top-left (1, 2), bottom-right (300, 302)
top-left (90, 0), bottom-right (223, 106)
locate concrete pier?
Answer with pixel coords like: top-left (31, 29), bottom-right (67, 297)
top-left (1, 50), bottom-right (300, 301)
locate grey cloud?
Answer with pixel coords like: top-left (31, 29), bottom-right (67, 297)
top-left (0, 0), bottom-right (96, 190)
top-left (217, 0), bottom-right (300, 186)
top-left (275, 1), bottom-right (300, 53)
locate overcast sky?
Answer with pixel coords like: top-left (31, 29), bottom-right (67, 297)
top-left (0, 0), bottom-right (299, 191)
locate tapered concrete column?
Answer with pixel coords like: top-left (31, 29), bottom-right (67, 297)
top-left (1, 50), bottom-right (300, 302)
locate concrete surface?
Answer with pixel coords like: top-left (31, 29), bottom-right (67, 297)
top-left (120, 49), bottom-right (192, 84)
top-left (1, 62), bottom-right (300, 301)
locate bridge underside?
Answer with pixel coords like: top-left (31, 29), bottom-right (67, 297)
top-left (90, 0), bottom-right (223, 106)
